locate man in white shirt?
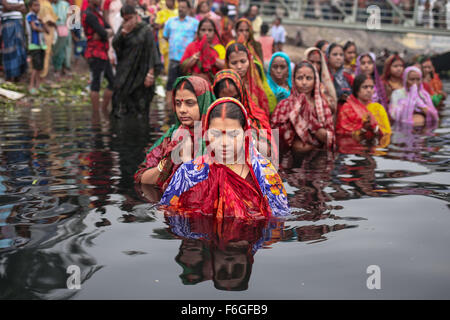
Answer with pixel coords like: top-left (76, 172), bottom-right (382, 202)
top-left (271, 16), bottom-right (286, 52)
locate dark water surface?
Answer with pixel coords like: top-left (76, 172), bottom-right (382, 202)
top-left (1, 84), bottom-right (449, 299)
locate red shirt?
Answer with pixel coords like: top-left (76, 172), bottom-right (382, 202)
top-left (82, 7), bottom-right (109, 60)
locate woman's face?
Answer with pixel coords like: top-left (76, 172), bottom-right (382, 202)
top-left (421, 60), bottom-right (433, 77)
top-left (217, 81), bottom-right (241, 100)
top-left (199, 1), bottom-right (209, 14)
top-left (307, 51), bottom-right (321, 74)
top-left (270, 56), bottom-right (289, 83)
top-left (344, 45), bottom-right (357, 64)
top-left (406, 71), bottom-right (421, 89)
top-left (198, 20), bottom-right (215, 43)
top-left (357, 78), bottom-right (375, 104)
top-left (390, 59), bottom-right (404, 78)
top-left (236, 22), bottom-right (250, 42)
top-left (294, 66), bottom-right (315, 95)
top-left (228, 51), bottom-right (250, 79)
top-left (207, 114), bottom-right (245, 164)
top-left (328, 46), bottom-right (344, 70)
top-left (359, 55), bottom-right (374, 76)
top-left (174, 88), bottom-right (201, 128)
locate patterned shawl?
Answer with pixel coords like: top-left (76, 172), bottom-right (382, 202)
top-left (134, 76), bottom-right (216, 188)
top-left (159, 97), bottom-right (290, 219)
top-left (271, 61), bottom-right (335, 149)
top-left (304, 47), bottom-right (338, 112)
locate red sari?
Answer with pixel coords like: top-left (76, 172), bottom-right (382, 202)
top-left (180, 34), bottom-right (221, 84)
top-left (336, 95), bottom-right (379, 136)
top-left (271, 62), bottom-right (335, 150)
top-left (159, 97), bottom-right (290, 220)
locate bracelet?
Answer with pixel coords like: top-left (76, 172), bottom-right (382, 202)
top-left (157, 160), bottom-right (164, 172)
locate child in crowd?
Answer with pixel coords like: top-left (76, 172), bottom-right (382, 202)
top-left (25, 0), bottom-right (48, 94)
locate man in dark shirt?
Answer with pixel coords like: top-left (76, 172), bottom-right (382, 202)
top-left (82, 0), bottom-right (114, 111)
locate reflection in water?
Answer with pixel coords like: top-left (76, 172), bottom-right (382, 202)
top-left (165, 214), bottom-right (271, 291)
top-left (162, 212), bottom-right (360, 290)
top-left (0, 88), bottom-right (449, 297)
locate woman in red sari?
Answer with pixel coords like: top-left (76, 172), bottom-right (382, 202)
top-left (420, 56), bottom-right (447, 107)
top-left (271, 61), bottom-right (335, 153)
top-left (234, 17), bottom-right (264, 64)
top-left (159, 97), bottom-right (290, 219)
top-left (180, 17), bottom-right (225, 84)
top-left (336, 74), bottom-right (384, 147)
top-left (225, 42), bottom-right (276, 116)
top-left (134, 76), bottom-right (215, 190)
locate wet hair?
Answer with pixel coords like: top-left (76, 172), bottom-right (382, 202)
top-left (178, 0), bottom-right (191, 9)
top-left (208, 101), bottom-right (246, 128)
top-left (226, 43), bottom-right (249, 62)
top-left (353, 74), bottom-right (372, 96)
top-left (120, 4), bottom-right (136, 17)
top-left (213, 79), bottom-right (241, 100)
top-left (198, 18), bottom-right (222, 45)
top-left (261, 23), bottom-right (269, 36)
top-left (315, 40), bottom-right (329, 51)
top-left (343, 40), bottom-right (356, 52)
top-left (174, 78), bottom-right (196, 95)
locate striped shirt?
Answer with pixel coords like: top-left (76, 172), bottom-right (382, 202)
top-left (1, 0), bottom-right (24, 20)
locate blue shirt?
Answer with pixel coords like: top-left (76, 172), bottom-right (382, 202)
top-left (163, 16), bottom-right (199, 62)
top-left (25, 12), bottom-right (46, 50)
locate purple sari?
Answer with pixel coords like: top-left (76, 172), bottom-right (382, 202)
top-left (389, 66), bottom-right (439, 126)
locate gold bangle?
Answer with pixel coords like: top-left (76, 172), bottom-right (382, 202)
top-left (157, 160), bottom-right (164, 173)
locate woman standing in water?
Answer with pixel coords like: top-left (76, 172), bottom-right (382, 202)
top-left (225, 42), bottom-right (276, 116)
top-left (343, 41), bottom-right (357, 78)
top-left (381, 54), bottom-right (405, 104)
top-left (336, 74), bottom-right (389, 143)
top-left (233, 17), bottom-right (264, 64)
top-left (271, 61), bottom-right (335, 153)
top-left (420, 57), bottom-right (447, 107)
top-left (180, 17), bottom-right (225, 84)
top-left (304, 47), bottom-right (338, 115)
top-left (266, 52), bottom-right (292, 112)
top-left (389, 66), bottom-right (439, 127)
top-left (213, 69), bottom-right (271, 139)
top-left (355, 52), bottom-right (389, 109)
top-left (160, 98), bottom-right (290, 219)
top-left (326, 43), bottom-right (353, 106)
top-left (134, 76), bottom-right (215, 189)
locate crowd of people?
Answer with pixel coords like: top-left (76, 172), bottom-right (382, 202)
top-left (0, 0), bottom-right (446, 220)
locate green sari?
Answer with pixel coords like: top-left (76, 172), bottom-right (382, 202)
top-left (134, 76), bottom-right (216, 189)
